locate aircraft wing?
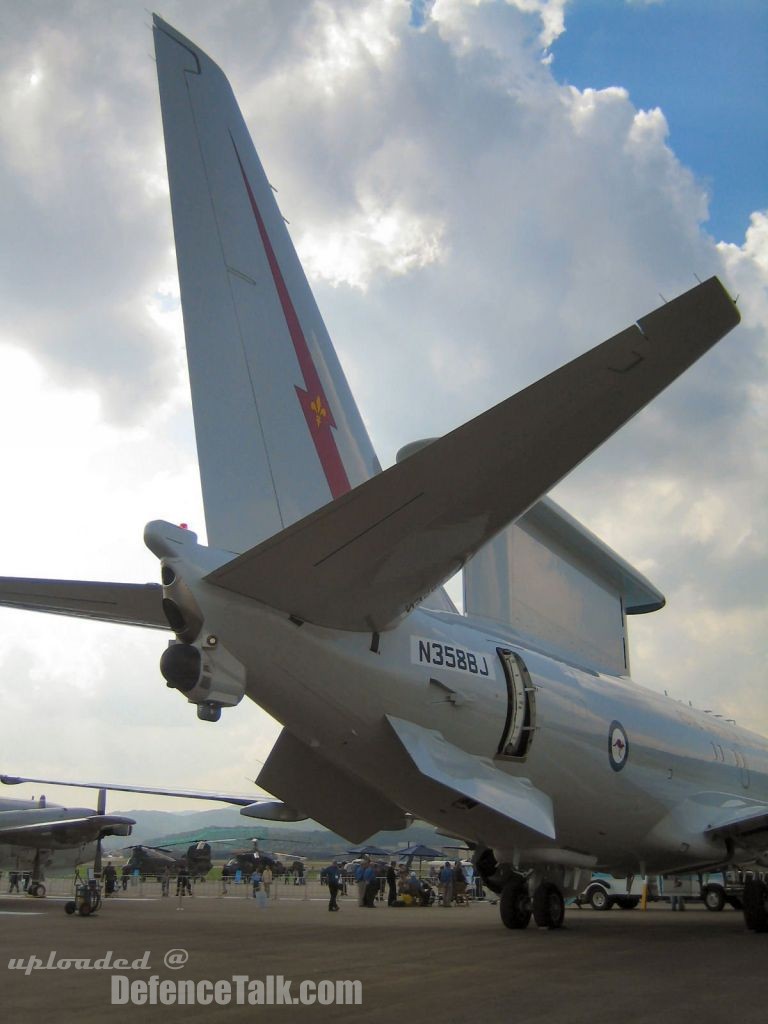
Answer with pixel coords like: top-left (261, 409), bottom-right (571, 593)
top-left (0, 815), bottom-right (134, 847)
top-left (0, 579), bottom-right (167, 629)
top-left (704, 805), bottom-right (768, 850)
top-left (0, 775), bottom-right (306, 822)
top-left (256, 728), bottom-right (412, 843)
top-left (206, 277), bottom-right (740, 631)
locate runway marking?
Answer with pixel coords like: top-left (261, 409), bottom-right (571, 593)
top-left (0, 911), bottom-right (45, 916)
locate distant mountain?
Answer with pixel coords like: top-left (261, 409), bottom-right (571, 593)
top-left (103, 807), bottom-right (459, 860)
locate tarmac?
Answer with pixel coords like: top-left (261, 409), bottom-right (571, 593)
top-left (1, 890), bottom-right (765, 1024)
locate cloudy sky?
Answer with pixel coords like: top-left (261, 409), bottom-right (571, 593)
top-left (0, 0), bottom-right (765, 815)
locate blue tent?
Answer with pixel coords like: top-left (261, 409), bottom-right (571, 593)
top-left (396, 843), bottom-right (445, 874)
top-left (347, 845), bottom-right (391, 857)
top-left (396, 844), bottom-right (443, 859)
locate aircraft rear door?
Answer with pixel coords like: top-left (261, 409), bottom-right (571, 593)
top-left (497, 650), bottom-right (536, 759)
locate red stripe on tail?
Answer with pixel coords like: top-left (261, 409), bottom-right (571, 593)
top-left (232, 140), bottom-right (351, 500)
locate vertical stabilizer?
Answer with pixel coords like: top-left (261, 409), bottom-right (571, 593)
top-left (153, 17), bottom-right (380, 553)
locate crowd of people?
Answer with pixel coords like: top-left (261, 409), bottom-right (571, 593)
top-left (319, 857), bottom-right (481, 912)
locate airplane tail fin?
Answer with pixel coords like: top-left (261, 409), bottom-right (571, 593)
top-left (153, 16), bottom-right (380, 554)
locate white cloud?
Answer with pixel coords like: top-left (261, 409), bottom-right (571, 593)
top-left (298, 199), bottom-right (444, 289)
top-left (433, 0), bottom-right (568, 51)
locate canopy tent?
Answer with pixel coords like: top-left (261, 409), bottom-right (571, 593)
top-left (347, 845), bottom-right (391, 858)
top-left (396, 843), bottom-right (445, 875)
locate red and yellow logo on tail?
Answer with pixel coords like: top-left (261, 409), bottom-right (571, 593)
top-left (232, 139), bottom-right (351, 500)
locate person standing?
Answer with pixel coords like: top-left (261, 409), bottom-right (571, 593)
top-left (354, 859), bottom-right (367, 907)
top-left (325, 860), bottom-right (341, 912)
top-left (176, 859), bottom-right (192, 897)
top-left (363, 859), bottom-right (378, 908)
top-left (453, 860), bottom-right (467, 904)
top-left (439, 861), bottom-right (454, 907)
top-left (386, 861), bottom-right (398, 906)
top-left (103, 863), bottom-right (117, 896)
top-left (251, 867), bottom-right (262, 898)
top-left (670, 878), bottom-right (686, 911)
top-left (262, 864), bottom-right (273, 900)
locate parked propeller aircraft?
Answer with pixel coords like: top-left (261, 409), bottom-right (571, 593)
top-left (1, 775), bottom-right (284, 883)
top-left (0, 16), bottom-right (766, 932)
top-left (125, 840), bottom-right (213, 881)
top-left (0, 793), bottom-right (133, 896)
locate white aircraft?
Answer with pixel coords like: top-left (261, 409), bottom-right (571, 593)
top-left (1, 16), bottom-right (766, 932)
top-left (0, 792), bottom-right (133, 896)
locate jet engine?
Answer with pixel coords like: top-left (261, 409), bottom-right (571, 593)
top-left (144, 521), bottom-right (247, 722)
top-left (160, 637), bottom-right (246, 722)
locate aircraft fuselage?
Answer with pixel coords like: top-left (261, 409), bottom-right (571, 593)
top-left (162, 523), bottom-right (768, 879)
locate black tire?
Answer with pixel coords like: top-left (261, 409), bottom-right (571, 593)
top-left (499, 879), bottom-right (531, 930)
top-left (743, 879), bottom-right (768, 932)
top-left (589, 886), bottom-right (612, 911)
top-left (703, 886), bottom-right (726, 912)
top-left (64, 902), bottom-right (76, 915)
top-left (533, 882), bottom-right (565, 929)
top-left (616, 896), bottom-right (640, 910)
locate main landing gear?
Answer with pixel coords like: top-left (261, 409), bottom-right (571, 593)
top-left (26, 850), bottom-right (47, 898)
top-left (499, 875), bottom-right (565, 930)
top-left (499, 876), bottom-right (531, 929)
top-left (475, 849), bottom-right (568, 931)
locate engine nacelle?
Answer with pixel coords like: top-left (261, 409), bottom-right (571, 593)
top-left (160, 637), bottom-right (246, 722)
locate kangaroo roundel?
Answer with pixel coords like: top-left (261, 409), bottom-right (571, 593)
top-left (608, 721), bottom-right (629, 772)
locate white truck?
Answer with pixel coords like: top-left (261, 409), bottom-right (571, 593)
top-left (576, 873), bottom-right (658, 911)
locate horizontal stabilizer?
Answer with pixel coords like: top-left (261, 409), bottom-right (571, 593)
top-left (206, 277), bottom-right (739, 630)
top-left (257, 729), bottom-right (410, 843)
top-left (0, 815), bottom-right (134, 847)
top-left (386, 715), bottom-right (556, 840)
top-left (0, 579), bottom-right (167, 630)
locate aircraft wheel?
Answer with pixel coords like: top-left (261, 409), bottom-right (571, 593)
top-left (616, 896), bottom-right (640, 910)
top-left (533, 882), bottom-right (565, 929)
top-left (64, 902), bottom-right (76, 915)
top-left (588, 887), bottom-right (611, 911)
top-left (499, 878), bottom-right (531, 930)
top-left (27, 883), bottom-right (46, 898)
top-left (703, 886), bottom-right (726, 912)
top-left (742, 879), bottom-right (768, 932)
